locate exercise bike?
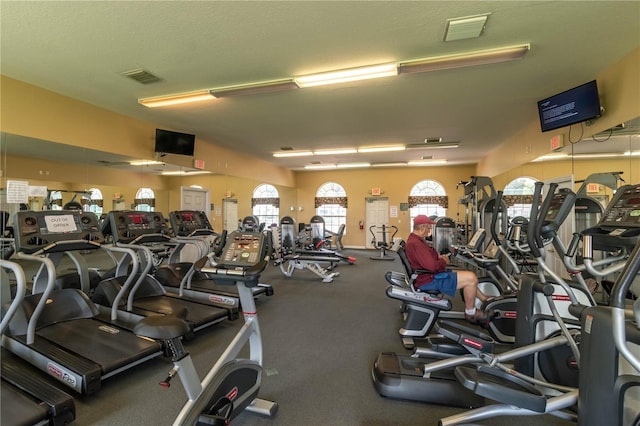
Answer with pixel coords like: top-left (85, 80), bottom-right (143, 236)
top-left (134, 230), bottom-right (278, 425)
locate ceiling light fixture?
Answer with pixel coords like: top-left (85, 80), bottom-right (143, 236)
top-left (272, 151), bottom-right (314, 158)
top-left (295, 63), bottom-right (398, 88)
top-left (130, 160), bottom-right (165, 166)
top-left (304, 164), bottom-right (337, 170)
top-left (313, 148), bottom-right (358, 155)
top-left (336, 162), bottom-right (371, 168)
top-left (210, 79), bottom-right (300, 97)
top-left (357, 145), bottom-right (406, 153)
top-left (161, 170), bottom-right (212, 176)
top-left (408, 159), bottom-right (448, 166)
top-left (372, 162), bottom-right (408, 167)
top-left (398, 44), bottom-right (530, 74)
top-left (406, 142), bottom-right (459, 150)
top-left (138, 90), bottom-right (216, 108)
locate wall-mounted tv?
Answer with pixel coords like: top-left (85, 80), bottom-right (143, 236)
top-left (154, 128), bottom-right (195, 156)
top-left (537, 80), bottom-right (602, 132)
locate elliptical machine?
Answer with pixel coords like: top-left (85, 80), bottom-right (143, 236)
top-left (134, 229), bottom-right (278, 425)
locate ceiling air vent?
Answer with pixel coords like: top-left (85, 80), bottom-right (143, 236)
top-left (121, 68), bottom-right (161, 84)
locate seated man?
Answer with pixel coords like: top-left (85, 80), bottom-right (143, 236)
top-left (405, 215), bottom-right (494, 326)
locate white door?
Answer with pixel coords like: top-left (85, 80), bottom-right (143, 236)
top-left (543, 175), bottom-right (574, 278)
top-left (181, 187), bottom-right (210, 218)
top-left (365, 197), bottom-right (389, 248)
top-left (222, 199), bottom-right (238, 232)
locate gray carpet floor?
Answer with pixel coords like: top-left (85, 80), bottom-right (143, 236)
top-left (3, 248), bottom-right (574, 426)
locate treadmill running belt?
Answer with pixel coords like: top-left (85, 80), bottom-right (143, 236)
top-left (1, 380), bottom-right (50, 426)
top-left (35, 318), bottom-right (161, 373)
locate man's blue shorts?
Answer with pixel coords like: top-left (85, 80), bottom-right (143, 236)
top-left (416, 271), bottom-right (457, 296)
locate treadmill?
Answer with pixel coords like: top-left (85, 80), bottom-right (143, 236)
top-left (155, 210), bottom-right (273, 308)
top-left (1, 259), bottom-right (76, 425)
top-left (2, 210), bottom-right (163, 395)
top-left (95, 211), bottom-right (237, 335)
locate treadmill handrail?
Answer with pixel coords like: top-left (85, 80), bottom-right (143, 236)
top-left (0, 260), bottom-right (27, 335)
top-left (14, 253), bottom-right (56, 345)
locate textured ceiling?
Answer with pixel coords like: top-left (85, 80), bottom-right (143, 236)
top-left (1, 1), bottom-right (639, 172)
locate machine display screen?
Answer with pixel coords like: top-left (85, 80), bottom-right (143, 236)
top-left (128, 213), bottom-right (149, 225)
top-left (180, 212), bottom-right (196, 222)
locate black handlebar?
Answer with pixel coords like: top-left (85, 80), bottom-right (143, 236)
top-left (610, 239), bottom-right (640, 308)
top-left (534, 182), bottom-right (558, 251)
top-left (527, 181), bottom-right (545, 258)
top-left (490, 191), bottom-right (503, 245)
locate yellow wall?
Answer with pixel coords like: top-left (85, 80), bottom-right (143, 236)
top-left (479, 47), bottom-right (640, 177)
top-left (0, 76), bottom-right (296, 187)
top-left (1, 47), bottom-right (638, 245)
top-left (294, 164), bottom-right (476, 247)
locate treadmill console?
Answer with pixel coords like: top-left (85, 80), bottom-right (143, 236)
top-left (219, 231), bottom-right (266, 267)
top-left (102, 211), bottom-right (170, 244)
top-left (582, 184), bottom-right (640, 250)
top-left (14, 210), bottom-right (103, 254)
top-left (168, 210), bottom-right (213, 236)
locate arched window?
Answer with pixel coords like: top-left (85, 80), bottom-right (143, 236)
top-left (503, 177), bottom-right (537, 220)
top-left (252, 184), bottom-right (280, 227)
top-left (315, 182), bottom-right (347, 233)
top-left (83, 188), bottom-right (103, 216)
top-left (408, 179), bottom-right (447, 222)
top-left (135, 187), bottom-right (155, 212)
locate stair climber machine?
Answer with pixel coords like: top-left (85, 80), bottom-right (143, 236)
top-left (3, 210), bottom-right (163, 395)
top-left (373, 183), bottom-right (590, 413)
top-left (369, 224), bottom-right (398, 260)
top-left (274, 216), bottom-right (355, 283)
top-left (437, 182), bottom-right (596, 425)
top-left (92, 211), bottom-right (237, 338)
top-left (133, 230), bottom-right (278, 425)
top-left (1, 259), bottom-right (76, 425)
top-left (156, 210), bottom-right (273, 309)
top-left (569, 182), bottom-right (640, 426)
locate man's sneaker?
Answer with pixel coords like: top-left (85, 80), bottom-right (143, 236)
top-left (465, 309), bottom-right (495, 327)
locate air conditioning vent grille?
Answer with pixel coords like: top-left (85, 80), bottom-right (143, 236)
top-left (121, 68), bottom-right (161, 84)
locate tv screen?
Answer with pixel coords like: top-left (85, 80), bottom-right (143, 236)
top-left (537, 80), bottom-right (601, 132)
top-left (154, 128), bottom-right (195, 156)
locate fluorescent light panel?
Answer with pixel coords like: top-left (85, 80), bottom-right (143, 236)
top-left (273, 151), bottom-right (313, 158)
top-left (161, 170), bottom-right (211, 176)
top-left (372, 162), bottom-right (408, 167)
top-left (313, 148), bottom-right (358, 155)
top-left (399, 44), bottom-right (530, 74)
top-left (210, 79), bottom-right (299, 97)
top-left (138, 90), bottom-right (215, 108)
top-left (304, 164), bottom-right (337, 170)
top-left (295, 63), bottom-right (397, 88)
top-left (336, 162), bottom-right (370, 168)
top-left (406, 143), bottom-right (459, 150)
top-left (408, 159), bottom-right (448, 166)
top-left (357, 145), bottom-right (405, 153)
top-left (130, 160), bottom-right (165, 166)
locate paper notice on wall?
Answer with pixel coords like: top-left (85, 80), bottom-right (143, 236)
top-left (6, 180), bottom-right (29, 204)
top-left (29, 186), bottom-right (48, 197)
top-left (390, 206), bottom-right (398, 218)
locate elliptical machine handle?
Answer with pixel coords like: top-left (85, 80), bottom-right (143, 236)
top-left (490, 190), bottom-right (503, 246)
top-left (533, 182), bottom-right (558, 252)
top-left (526, 181), bottom-right (545, 259)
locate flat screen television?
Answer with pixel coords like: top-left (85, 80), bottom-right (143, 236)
top-left (537, 80), bottom-right (601, 132)
top-left (154, 128), bottom-right (195, 156)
